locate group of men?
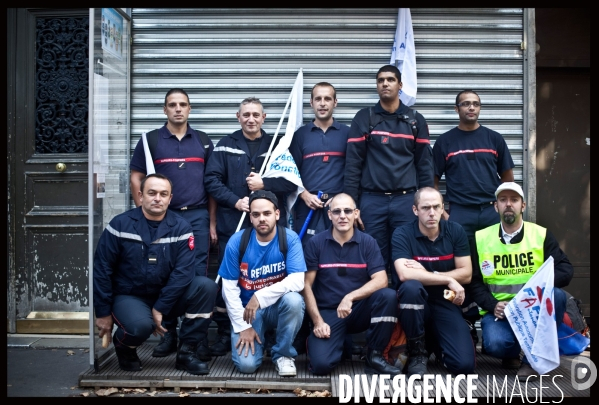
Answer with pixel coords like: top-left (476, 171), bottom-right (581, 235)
top-left (93, 64), bottom-right (574, 381)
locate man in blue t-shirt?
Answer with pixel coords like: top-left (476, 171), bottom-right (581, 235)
top-left (392, 187), bottom-right (475, 377)
top-left (303, 193), bottom-right (401, 376)
top-left (218, 190), bottom-right (306, 377)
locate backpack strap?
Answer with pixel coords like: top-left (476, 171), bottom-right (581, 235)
top-left (368, 107), bottom-right (418, 139)
top-left (277, 225), bottom-right (288, 263)
top-left (238, 227), bottom-right (253, 266)
top-left (238, 225), bottom-right (288, 267)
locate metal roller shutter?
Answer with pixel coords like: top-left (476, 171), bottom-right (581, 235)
top-left (131, 8), bottom-right (525, 193)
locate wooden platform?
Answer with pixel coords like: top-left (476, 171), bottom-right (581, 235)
top-left (79, 342), bottom-right (590, 398)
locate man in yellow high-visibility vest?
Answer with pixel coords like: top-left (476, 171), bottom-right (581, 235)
top-left (468, 182), bottom-right (573, 380)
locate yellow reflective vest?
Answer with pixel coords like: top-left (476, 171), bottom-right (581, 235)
top-left (475, 222), bottom-right (546, 315)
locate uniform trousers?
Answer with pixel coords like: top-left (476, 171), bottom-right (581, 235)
top-left (111, 276), bottom-right (217, 348)
top-left (360, 191), bottom-right (415, 288)
top-left (397, 280), bottom-right (476, 375)
top-left (307, 288), bottom-right (397, 375)
top-left (163, 207), bottom-right (211, 332)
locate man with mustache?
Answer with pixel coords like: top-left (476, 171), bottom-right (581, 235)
top-left (467, 182), bottom-right (573, 380)
top-left (94, 174), bottom-right (218, 375)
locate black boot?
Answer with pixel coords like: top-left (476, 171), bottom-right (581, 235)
top-left (209, 334), bottom-right (231, 356)
top-left (152, 328), bottom-right (178, 357)
top-left (364, 348), bottom-right (402, 376)
top-left (115, 344), bottom-right (142, 371)
top-left (175, 342), bottom-right (210, 375)
top-left (196, 337), bottom-right (212, 361)
top-left (406, 335), bottom-right (428, 377)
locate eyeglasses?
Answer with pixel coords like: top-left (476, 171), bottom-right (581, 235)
top-left (456, 101), bottom-right (481, 108)
top-left (330, 208), bottom-right (355, 216)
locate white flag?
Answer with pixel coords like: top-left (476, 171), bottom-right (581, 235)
top-left (141, 132), bottom-right (156, 174)
top-left (262, 69), bottom-right (305, 224)
top-left (390, 8), bottom-right (417, 106)
top-left (505, 256), bottom-right (560, 375)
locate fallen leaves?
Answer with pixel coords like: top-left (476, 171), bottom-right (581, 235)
top-left (66, 350), bottom-right (75, 356)
top-left (293, 388), bottom-right (331, 397)
top-left (95, 387), bottom-right (119, 396)
top-left (122, 388), bottom-right (147, 394)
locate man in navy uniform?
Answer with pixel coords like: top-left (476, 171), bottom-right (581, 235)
top-left (289, 82), bottom-right (349, 246)
top-left (303, 193), bottom-right (401, 376)
top-left (129, 88), bottom-right (217, 359)
top-left (94, 174), bottom-right (217, 375)
top-left (392, 187), bottom-right (475, 377)
top-left (344, 65), bottom-right (434, 288)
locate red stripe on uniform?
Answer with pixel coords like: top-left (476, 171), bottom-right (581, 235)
top-left (154, 157), bottom-right (205, 164)
top-left (319, 263), bottom-right (368, 268)
top-left (446, 149), bottom-right (498, 160)
top-left (303, 151), bottom-right (346, 159)
top-left (412, 254), bottom-right (454, 261)
top-left (348, 136), bottom-right (366, 143)
top-left (370, 131), bottom-right (413, 140)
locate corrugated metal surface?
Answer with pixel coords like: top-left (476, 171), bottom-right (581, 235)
top-left (130, 8), bottom-right (525, 187)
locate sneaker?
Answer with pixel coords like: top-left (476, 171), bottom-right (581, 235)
top-left (274, 356), bottom-right (296, 377)
top-left (517, 363), bottom-right (537, 381)
top-left (501, 357), bottom-right (521, 369)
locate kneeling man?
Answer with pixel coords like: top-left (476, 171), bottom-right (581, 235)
top-left (303, 193), bottom-right (401, 376)
top-left (218, 190), bottom-right (306, 376)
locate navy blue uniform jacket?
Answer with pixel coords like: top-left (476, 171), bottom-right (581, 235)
top-left (93, 207), bottom-right (195, 318)
top-left (204, 129), bottom-right (296, 237)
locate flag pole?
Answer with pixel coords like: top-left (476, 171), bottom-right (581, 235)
top-left (298, 191), bottom-right (323, 240)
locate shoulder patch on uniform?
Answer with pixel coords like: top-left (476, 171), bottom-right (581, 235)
top-left (188, 235), bottom-right (195, 250)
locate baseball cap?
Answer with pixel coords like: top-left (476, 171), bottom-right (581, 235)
top-left (248, 190), bottom-right (279, 209)
top-left (495, 182), bottom-right (524, 199)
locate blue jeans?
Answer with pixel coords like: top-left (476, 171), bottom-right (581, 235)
top-left (230, 292), bottom-right (305, 374)
top-left (481, 287), bottom-right (567, 365)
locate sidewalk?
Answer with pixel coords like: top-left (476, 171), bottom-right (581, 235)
top-left (6, 334), bottom-right (296, 397)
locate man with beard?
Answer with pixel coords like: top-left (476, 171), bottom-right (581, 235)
top-left (218, 190), bottom-right (306, 377)
top-left (467, 182), bottom-right (573, 380)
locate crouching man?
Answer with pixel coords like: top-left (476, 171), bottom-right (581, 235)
top-left (392, 187), bottom-right (476, 377)
top-left (93, 173), bottom-right (218, 375)
top-left (218, 190), bottom-right (306, 376)
top-left (303, 193), bottom-right (402, 376)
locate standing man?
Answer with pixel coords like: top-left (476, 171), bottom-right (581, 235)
top-left (468, 182), bottom-right (573, 380)
top-left (302, 193), bottom-right (402, 376)
top-left (432, 90), bottom-right (515, 340)
top-left (344, 65), bottom-right (434, 288)
top-left (218, 190), bottom-right (306, 376)
top-left (289, 82), bottom-right (350, 246)
top-left (94, 174), bottom-right (217, 375)
top-left (392, 187), bottom-right (475, 377)
top-left (204, 97), bottom-right (297, 357)
top-left (129, 88), bottom-right (217, 360)
top-left (433, 90), bottom-right (515, 240)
